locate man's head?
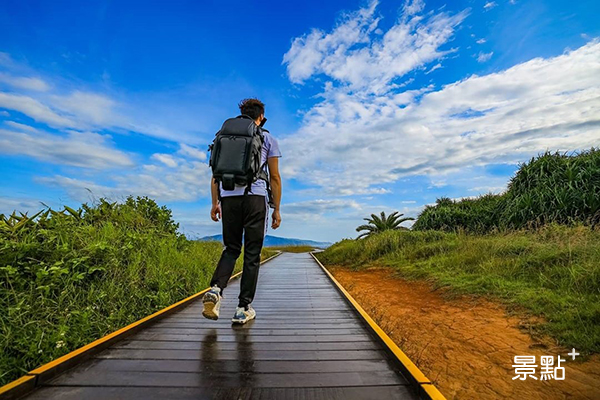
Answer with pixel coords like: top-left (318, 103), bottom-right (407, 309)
top-left (239, 98), bottom-right (265, 125)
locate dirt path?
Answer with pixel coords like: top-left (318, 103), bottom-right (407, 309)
top-left (330, 266), bottom-right (600, 400)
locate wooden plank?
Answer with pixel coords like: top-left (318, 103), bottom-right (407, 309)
top-left (164, 314), bottom-right (355, 326)
top-left (25, 386), bottom-right (416, 400)
top-left (142, 328), bottom-right (369, 336)
top-left (247, 386), bottom-right (417, 400)
top-left (113, 340), bottom-right (381, 351)
top-left (55, 358), bottom-right (395, 374)
top-left (129, 333), bottom-right (375, 343)
top-left (149, 322), bottom-right (362, 329)
top-left (95, 348), bottom-right (388, 361)
top-left (46, 369), bottom-right (406, 388)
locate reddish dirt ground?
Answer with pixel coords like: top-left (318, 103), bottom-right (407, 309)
top-left (329, 266), bottom-right (600, 400)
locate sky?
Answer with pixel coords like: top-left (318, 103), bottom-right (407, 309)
top-left (0, 0), bottom-right (599, 243)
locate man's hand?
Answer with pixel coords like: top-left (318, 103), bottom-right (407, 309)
top-left (211, 203), bottom-right (221, 222)
top-left (271, 209), bottom-right (281, 229)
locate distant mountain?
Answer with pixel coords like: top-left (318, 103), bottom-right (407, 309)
top-left (198, 234), bottom-right (331, 249)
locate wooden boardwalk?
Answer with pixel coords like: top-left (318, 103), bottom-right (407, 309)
top-left (19, 252), bottom-right (426, 399)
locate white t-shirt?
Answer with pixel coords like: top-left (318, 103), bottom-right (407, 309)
top-left (219, 131), bottom-right (282, 198)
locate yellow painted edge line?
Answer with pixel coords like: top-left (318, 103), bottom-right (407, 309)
top-left (0, 376), bottom-right (35, 397)
top-left (422, 383), bottom-right (447, 400)
top-left (310, 252), bottom-right (447, 400)
top-left (0, 251), bottom-right (282, 397)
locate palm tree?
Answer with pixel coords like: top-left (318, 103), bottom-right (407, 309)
top-left (356, 211), bottom-right (414, 239)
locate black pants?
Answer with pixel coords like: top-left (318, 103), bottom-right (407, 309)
top-left (210, 195), bottom-right (267, 308)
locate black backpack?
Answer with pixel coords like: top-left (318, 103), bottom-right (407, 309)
top-left (209, 115), bottom-right (269, 194)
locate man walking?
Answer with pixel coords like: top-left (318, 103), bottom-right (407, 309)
top-left (202, 98), bottom-right (282, 324)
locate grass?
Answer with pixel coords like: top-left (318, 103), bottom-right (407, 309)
top-left (0, 197), bottom-right (272, 386)
top-left (318, 225), bottom-right (600, 354)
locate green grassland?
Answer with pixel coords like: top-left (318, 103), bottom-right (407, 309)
top-left (319, 149), bottom-right (600, 354)
top-left (318, 226), bottom-right (600, 354)
top-left (0, 197), bottom-right (270, 386)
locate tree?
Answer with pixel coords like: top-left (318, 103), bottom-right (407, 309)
top-left (356, 211), bottom-right (414, 239)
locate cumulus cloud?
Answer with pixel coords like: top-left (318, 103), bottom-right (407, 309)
top-left (151, 153), bottom-right (178, 168)
top-left (283, 0), bottom-right (469, 94)
top-left (0, 123), bottom-right (133, 169)
top-left (281, 14), bottom-right (600, 198)
top-left (178, 143), bottom-right (207, 160)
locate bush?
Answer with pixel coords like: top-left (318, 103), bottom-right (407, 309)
top-left (502, 149), bottom-right (600, 228)
top-left (0, 196), bottom-right (251, 386)
top-left (413, 148), bottom-right (600, 233)
top-left (412, 194), bottom-right (505, 233)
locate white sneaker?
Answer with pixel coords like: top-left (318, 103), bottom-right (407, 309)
top-left (202, 286), bottom-right (222, 320)
top-left (231, 305), bottom-right (256, 324)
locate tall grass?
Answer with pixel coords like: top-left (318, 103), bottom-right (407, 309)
top-left (318, 226), bottom-right (600, 354)
top-left (413, 149), bottom-right (600, 232)
top-left (0, 197), bottom-right (267, 386)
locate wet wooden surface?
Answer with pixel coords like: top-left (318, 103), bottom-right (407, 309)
top-left (24, 252), bottom-right (420, 399)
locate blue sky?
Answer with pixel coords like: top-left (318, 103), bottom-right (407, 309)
top-left (1, 0), bottom-right (599, 242)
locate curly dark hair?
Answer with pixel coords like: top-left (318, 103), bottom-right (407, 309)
top-left (238, 98), bottom-right (265, 120)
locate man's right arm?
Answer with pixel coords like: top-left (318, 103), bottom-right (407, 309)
top-left (268, 157), bottom-right (282, 229)
top-left (210, 178), bottom-right (221, 221)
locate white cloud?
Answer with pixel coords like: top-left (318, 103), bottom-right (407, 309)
top-left (40, 162), bottom-right (211, 203)
top-left (476, 51), bottom-right (494, 62)
top-left (282, 0), bottom-right (380, 86)
top-left (484, 2), bottom-right (498, 10)
top-left (0, 92), bottom-right (76, 127)
top-left (284, 199), bottom-right (361, 216)
top-left (37, 149), bottom-right (212, 203)
top-left (0, 124), bottom-right (133, 169)
top-left (425, 63), bottom-right (443, 74)
top-left (403, 0), bottom-right (425, 16)
top-left (151, 153), bottom-right (178, 168)
top-left (4, 120), bottom-right (37, 132)
top-left (282, 0), bottom-right (469, 94)
top-left (281, 35), bottom-right (600, 195)
top-left (0, 73), bottom-right (50, 91)
top-left (476, 38), bottom-right (487, 44)
top-left (0, 196), bottom-right (47, 215)
top-left (178, 143), bottom-right (207, 160)
top-left (52, 91), bottom-right (118, 125)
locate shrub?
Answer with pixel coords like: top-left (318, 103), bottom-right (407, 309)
top-left (0, 196), bottom-right (246, 386)
top-left (413, 148), bottom-right (600, 233)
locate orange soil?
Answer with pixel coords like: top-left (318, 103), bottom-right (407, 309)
top-left (330, 266), bottom-right (600, 400)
